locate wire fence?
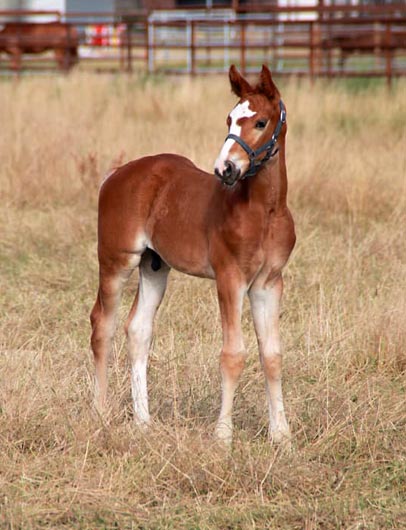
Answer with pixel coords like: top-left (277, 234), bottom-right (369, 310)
top-left (0, 5), bottom-right (405, 84)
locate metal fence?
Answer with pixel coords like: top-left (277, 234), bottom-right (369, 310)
top-left (0, 4), bottom-right (405, 84)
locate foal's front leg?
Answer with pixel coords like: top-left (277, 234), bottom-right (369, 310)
top-left (249, 275), bottom-right (291, 444)
top-left (215, 274), bottom-right (246, 445)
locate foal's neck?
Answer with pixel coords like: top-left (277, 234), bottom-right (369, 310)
top-left (249, 142), bottom-right (288, 213)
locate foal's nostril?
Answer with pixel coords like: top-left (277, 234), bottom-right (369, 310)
top-left (223, 160), bottom-right (236, 178)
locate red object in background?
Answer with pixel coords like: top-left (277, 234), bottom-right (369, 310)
top-left (85, 24), bottom-right (126, 47)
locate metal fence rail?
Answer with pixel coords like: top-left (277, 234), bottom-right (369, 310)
top-left (0, 5), bottom-right (405, 84)
top-left (146, 17), bottom-right (406, 80)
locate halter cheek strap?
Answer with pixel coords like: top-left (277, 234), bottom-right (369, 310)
top-left (224, 100), bottom-right (287, 179)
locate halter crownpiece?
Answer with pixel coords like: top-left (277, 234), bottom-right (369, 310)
top-left (224, 99), bottom-right (286, 181)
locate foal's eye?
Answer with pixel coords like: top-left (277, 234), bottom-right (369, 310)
top-left (255, 120), bottom-right (268, 130)
top-left (227, 116), bottom-right (231, 127)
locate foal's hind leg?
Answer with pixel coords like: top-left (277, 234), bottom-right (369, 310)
top-left (125, 251), bottom-right (170, 426)
top-left (90, 261), bottom-right (136, 411)
top-left (249, 275), bottom-right (291, 444)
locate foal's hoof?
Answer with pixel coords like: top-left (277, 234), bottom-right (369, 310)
top-left (134, 418), bottom-right (151, 432)
top-left (93, 396), bottom-right (107, 416)
top-left (215, 422), bottom-right (233, 447)
top-left (269, 428), bottom-right (292, 452)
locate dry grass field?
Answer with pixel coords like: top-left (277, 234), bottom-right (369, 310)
top-left (0, 73), bottom-right (405, 529)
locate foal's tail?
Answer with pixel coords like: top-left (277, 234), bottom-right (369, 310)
top-left (150, 250), bottom-right (162, 271)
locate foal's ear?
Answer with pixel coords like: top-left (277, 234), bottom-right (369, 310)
top-left (257, 64), bottom-right (279, 99)
top-left (229, 65), bottom-right (252, 98)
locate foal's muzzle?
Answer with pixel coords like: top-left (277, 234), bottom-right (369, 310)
top-left (215, 160), bottom-right (241, 187)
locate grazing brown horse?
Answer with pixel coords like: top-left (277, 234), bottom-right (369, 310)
top-left (0, 22), bottom-right (78, 71)
top-left (322, 30), bottom-right (406, 72)
top-left (90, 65), bottom-right (296, 445)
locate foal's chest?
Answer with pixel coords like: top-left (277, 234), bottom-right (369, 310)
top-left (241, 209), bottom-right (295, 285)
top-left (260, 210), bottom-right (295, 277)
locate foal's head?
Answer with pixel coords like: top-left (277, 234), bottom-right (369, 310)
top-left (214, 65), bottom-right (286, 187)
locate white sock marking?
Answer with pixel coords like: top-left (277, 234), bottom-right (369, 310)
top-left (127, 264), bottom-right (168, 426)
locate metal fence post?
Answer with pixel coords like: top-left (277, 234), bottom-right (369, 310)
top-left (147, 21), bottom-right (154, 74)
top-left (224, 21), bottom-right (230, 71)
top-left (191, 20), bottom-right (196, 75)
top-left (385, 22), bottom-right (392, 88)
top-left (186, 20), bottom-right (192, 74)
top-left (309, 21), bottom-right (315, 84)
top-left (240, 20), bottom-right (246, 75)
top-left (126, 22), bottom-right (133, 73)
top-left (144, 19), bottom-right (148, 73)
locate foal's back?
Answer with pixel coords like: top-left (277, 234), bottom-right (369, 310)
top-left (98, 153), bottom-right (217, 278)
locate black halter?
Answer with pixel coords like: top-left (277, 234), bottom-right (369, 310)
top-left (225, 99), bottom-right (286, 179)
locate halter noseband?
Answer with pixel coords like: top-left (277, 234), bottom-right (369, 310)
top-left (224, 99), bottom-right (286, 179)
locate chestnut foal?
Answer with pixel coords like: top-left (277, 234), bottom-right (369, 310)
top-left (90, 65), bottom-right (295, 445)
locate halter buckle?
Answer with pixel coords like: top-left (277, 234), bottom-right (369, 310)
top-left (280, 108), bottom-right (287, 124)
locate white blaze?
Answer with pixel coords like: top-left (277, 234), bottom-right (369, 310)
top-left (215, 100), bottom-right (256, 174)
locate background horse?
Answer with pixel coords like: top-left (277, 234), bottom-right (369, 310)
top-left (0, 21), bottom-right (78, 71)
top-left (322, 30), bottom-right (406, 72)
top-left (90, 65), bottom-right (295, 445)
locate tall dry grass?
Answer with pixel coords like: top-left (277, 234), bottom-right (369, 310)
top-left (0, 73), bottom-right (405, 529)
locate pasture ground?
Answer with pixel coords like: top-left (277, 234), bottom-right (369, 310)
top-left (0, 74), bottom-right (405, 529)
